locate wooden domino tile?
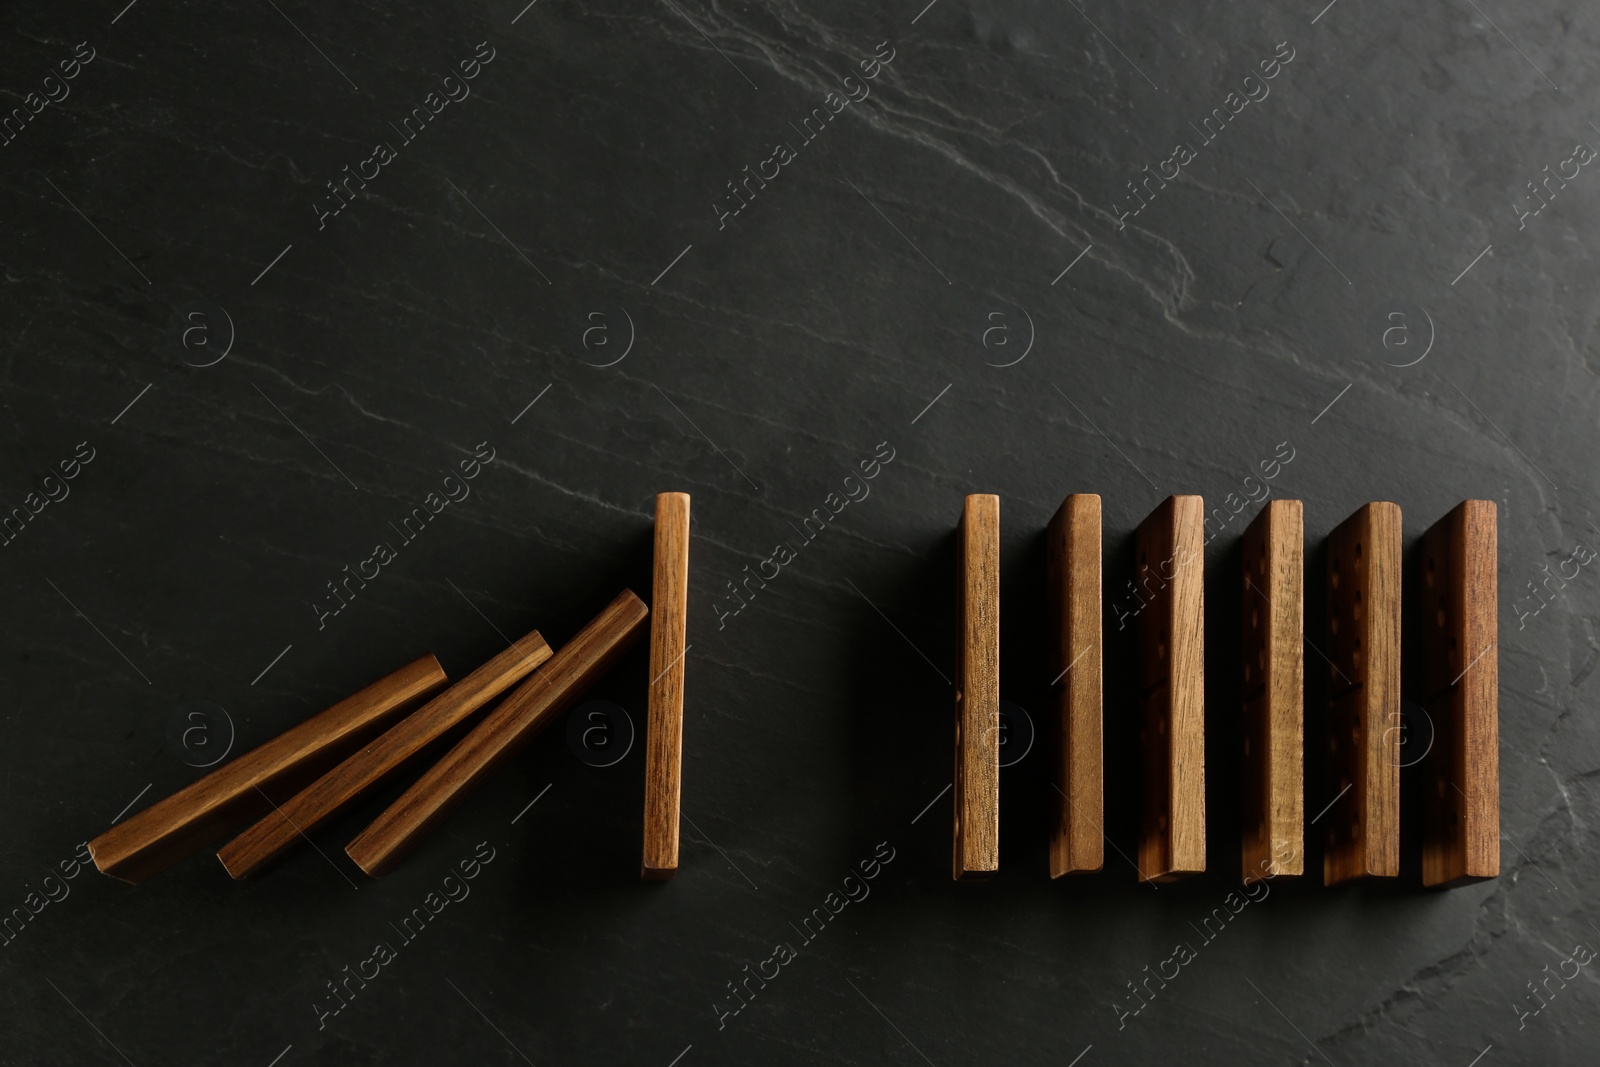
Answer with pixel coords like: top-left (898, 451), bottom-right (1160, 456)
top-left (1241, 499), bottom-right (1304, 882)
top-left (1134, 495), bottom-right (1205, 882)
top-left (1418, 500), bottom-right (1499, 888)
top-left (1047, 494), bottom-right (1103, 877)
top-left (954, 494), bottom-right (1000, 881)
top-left (1324, 502), bottom-right (1401, 884)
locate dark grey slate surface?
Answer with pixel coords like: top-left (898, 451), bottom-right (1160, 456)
top-left (1, 1), bottom-right (1595, 1064)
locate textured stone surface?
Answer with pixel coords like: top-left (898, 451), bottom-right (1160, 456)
top-left (2, 1), bottom-right (1597, 1064)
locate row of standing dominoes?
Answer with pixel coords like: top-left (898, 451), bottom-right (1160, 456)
top-left (954, 495), bottom-right (1499, 888)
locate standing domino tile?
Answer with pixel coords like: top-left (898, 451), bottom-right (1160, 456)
top-left (954, 494), bottom-right (1000, 881)
top-left (1047, 493), bottom-right (1103, 877)
top-left (1418, 501), bottom-right (1499, 888)
top-left (1134, 495), bottom-right (1206, 882)
top-left (643, 492), bottom-right (690, 880)
top-left (1241, 499), bottom-right (1305, 882)
top-left (1324, 502), bottom-right (1402, 883)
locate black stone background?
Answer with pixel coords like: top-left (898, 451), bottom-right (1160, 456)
top-left (2, 1), bottom-right (1597, 1064)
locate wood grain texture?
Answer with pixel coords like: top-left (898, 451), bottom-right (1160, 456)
top-left (346, 590), bottom-right (649, 877)
top-left (1241, 499), bottom-right (1305, 882)
top-left (88, 656), bottom-right (448, 884)
top-left (1419, 500), bottom-right (1499, 888)
top-left (1134, 495), bottom-right (1206, 882)
top-left (1047, 493), bottom-right (1103, 877)
top-left (216, 632), bottom-right (552, 879)
top-left (954, 494), bottom-right (1000, 881)
top-left (642, 492), bottom-right (690, 880)
top-left (1324, 502), bottom-right (1402, 884)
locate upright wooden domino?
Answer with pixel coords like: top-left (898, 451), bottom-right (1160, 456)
top-left (1324, 502), bottom-right (1401, 883)
top-left (1241, 499), bottom-right (1304, 882)
top-left (643, 492), bottom-right (690, 880)
top-left (1134, 495), bottom-right (1205, 882)
top-left (1418, 501), bottom-right (1499, 888)
top-left (1047, 494), bottom-right (1103, 877)
top-left (954, 494), bottom-right (1000, 881)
